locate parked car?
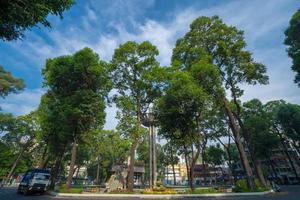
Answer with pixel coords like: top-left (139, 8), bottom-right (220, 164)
top-left (17, 168), bottom-right (51, 195)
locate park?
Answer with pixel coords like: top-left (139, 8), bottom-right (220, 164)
top-left (0, 0), bottom-right (300, 199)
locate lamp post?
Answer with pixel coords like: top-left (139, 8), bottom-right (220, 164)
top-left (142, 112), bottom-right (157, 188)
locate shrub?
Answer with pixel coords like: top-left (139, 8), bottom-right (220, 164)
top-left (188, 188), bottom-right (220, 194)
top-left (233, 179), bottom-right (269, 193)
top-left (142, 187), bottom-right (177, 194)
top-left (109, 189), bottom-right (134, 194)
top-left (58, 184), bottom-right (83, 194)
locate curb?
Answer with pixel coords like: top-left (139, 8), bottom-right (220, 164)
top-left (48, 190), bottom-right (274, 198)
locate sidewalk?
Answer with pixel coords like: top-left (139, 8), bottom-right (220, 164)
top-left (48, 190), bottom-right (274, 198)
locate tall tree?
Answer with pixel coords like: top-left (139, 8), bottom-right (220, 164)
top-left (284, 8), bottom-right (300, 86)
top-left (42, 47), bottom-right (111, 190)
top-left (38, 92), bottom-right (70, 189)
top-left (156, 70), bottom-right (211, 190)
top-left (161, 142), bottom-right (180, 185)
top-left (2, 112), bottom-right (39, 184)
top-left (264, 100), bottom-right (300, 180)
top-left (242, 99), bottom-right (280, 187)
top-left (277, 103), bottom-right (300, 152)
top-left (171, 16), bottom-right (268, 190)
top-left (0, 0), bottom-right (74, 41)
top-left (111, 41), bottom-right (161, 191)
top-left (0, 66), bottom-right (24, 99)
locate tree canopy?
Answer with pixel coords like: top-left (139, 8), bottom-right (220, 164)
top-left (0, 0), bottom-right (74, 41)
top-left (0, 66), bottom-right (24, 99)
top-left (285, 8), bottom-right (300, 86)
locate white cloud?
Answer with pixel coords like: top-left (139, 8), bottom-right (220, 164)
top-left (0, 88), bottom-right (45, 116)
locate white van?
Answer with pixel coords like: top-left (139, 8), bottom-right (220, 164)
top-left (17, 169), bottom-right (51, 195)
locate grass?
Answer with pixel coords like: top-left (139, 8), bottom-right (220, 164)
top-left (57, 184), bottom-right (84, 194)
top-left (142, 187), bottom-right (178, 194)
top-left (187, 187), bottom-right (221, 194)
top-left (232, 179), bottom-right (270, 193)
top-left (109, 189), bottom-right (135, 194)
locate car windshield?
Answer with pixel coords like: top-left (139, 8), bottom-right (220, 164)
top-left (34, 173), bottom-right (50, 180)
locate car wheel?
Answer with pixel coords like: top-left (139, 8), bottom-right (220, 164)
top-left (23, 188), bottom-right (30, 196)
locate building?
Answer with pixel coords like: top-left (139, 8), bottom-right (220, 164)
top-left (164, 163), bottom-right (187, 185)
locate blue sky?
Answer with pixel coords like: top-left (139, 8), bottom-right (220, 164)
top-left (0, 0), bottom-right (299, 130)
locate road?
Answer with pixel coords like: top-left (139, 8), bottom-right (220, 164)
top-left (0, 186), bottom-right (299, 200)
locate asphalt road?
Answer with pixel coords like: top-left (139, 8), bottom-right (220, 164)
top-left (0, 186), bottom-right (299, 200)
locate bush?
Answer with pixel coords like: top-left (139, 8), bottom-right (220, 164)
top-left (142, 187), bottom-right (177, 194)
top-left (109, 189), bottom-right (134, 194)
top-left (188, 188), bottom-right (220, 194)
top-left (58, 184), bottom-right (83, 194)
top-left (233, 179), bottom-right (269, 193)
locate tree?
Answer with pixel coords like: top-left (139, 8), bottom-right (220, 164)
top-left (42, 47), bottom-right (111, 190)
top-left (87, 130), bottom-right (130, 184)
top-left (171, 16), bottom-right (269, 190)
top-left (156, 70), bottom-right (211, 190)
top-left (204, 144), bottom-right (225, 184)
top-left (110, 41), bottom-right (161, 191)
top-left (161, 142), bottom-right (179, 185)
top-left (277, 103), bottom-right (300, 152)
top-left (0, 0), bottom-right (74, 41)
top-left (0, 66), bottom-right (24, 99)
top-left (1, 112), bottom-right (39, 185)
top-left (264, 100), bottom-right (300, 181)
top-left (38, 92), bottom-right (71, 189)
top-left (284, 8), bottom-right (300, 86)
top-left (242, 99), bottom-right (280, 187)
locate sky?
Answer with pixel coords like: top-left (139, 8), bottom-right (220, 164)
top-left (0, 0), bottom-right (299, 130)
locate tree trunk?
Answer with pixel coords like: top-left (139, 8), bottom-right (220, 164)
top-left (278, 133), bottom-right (299, 180)
top-left (5, 148), bottom-right (24, 185)
top-left (50, 152), bottom-right (64, 190)
top-left (96, 161), bottom-right (100, 185)
top-left (172, 163), bottom-right (176, 185)
top-left (38, 143), bottom-right (49, 168)
top-left (253, 158), bottom-right (267, 187)
top-left (66, 140), bottom-right (78, 191)
top-left (171, 146), bottom-right (176, 185)
top-left (268, 158), bottom-right (278, 181)
top-left (42, 155), bottom-right (50, 169)
top-left (127, 138), bottom-right (139, 191)
top-left (189, 143), bottom-right (201, 191)
top-left (183, 146), bottom-right (191, 189)
top-left (291, 140), bottom-right (300, 155)
top-left (223, 97), bottom-right (255, 190)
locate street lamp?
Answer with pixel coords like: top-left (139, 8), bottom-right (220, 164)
top-left (142, 112), bottom-right (157, 189)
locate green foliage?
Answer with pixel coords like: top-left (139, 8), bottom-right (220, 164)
top-left (87, 130), bottom-right (130, 182)
top-left (58, 184), bottom-right (83, 193)
top-left (42, 47), bottom-right (111, 144)
top-left (0, 0), bottom-right (74, 40)
top-left (242, 99), bottom-right (280, 159)
top-left (0, 66), bottom-right (24, 98)
top-left (277, 103), bottom-right (300, 145)
top-left (111, 41), bottom-right (162, 190)
top-left (233, 179), bottom-right (268, 193)
top-left (156, 71), bottom-right (210, 143)
top-left (111, 41), bottom-right (162, 139)
top-left (0, 112), bottom-right (39, 179)
top-left (172, 16), bottom-right (268, 98)
top-left (142, 187), bottom-right (177, 194)
top-left (284, 8), bottom-right (300, 86)
top-left (109, 189), bottom-right (134, 194)
top-left (188, 188), bottom-right (220, 194)
top-left (204, 144), bottom-right (225, 166)
top-left (0, 141), bottom-right (14, 178)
